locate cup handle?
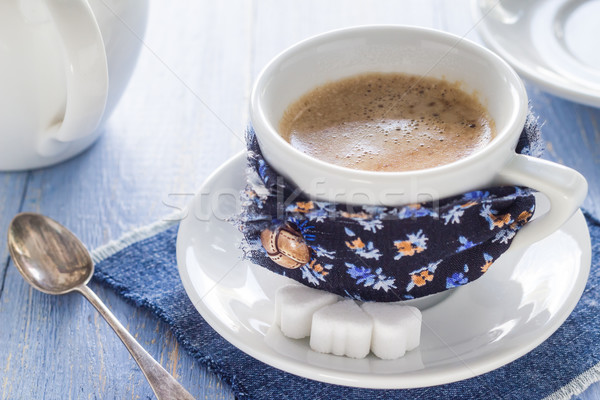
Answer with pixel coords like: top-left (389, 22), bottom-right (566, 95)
top-left (37, 0), bottom-right (109, 157)
top-left (495, 154), bottom-right (587, 248)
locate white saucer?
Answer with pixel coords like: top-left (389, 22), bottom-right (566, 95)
top-left (176, 152), bottom-right (591, 389)
top-left (473, 0), bottom-right (600, 107)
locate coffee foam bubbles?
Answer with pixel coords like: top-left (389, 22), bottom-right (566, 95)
top-left (279, 72), bottom-right (495, 172)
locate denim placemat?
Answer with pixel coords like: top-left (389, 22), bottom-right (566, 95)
top-left (91, 212), bottom-right (600, 400)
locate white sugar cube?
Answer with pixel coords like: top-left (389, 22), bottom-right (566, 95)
top-left (274, 284), bottom-right (339, 339)
top-left (310, 300), bottom-right (373, 359)
top-left (361, 302), bottom-right (422, 359)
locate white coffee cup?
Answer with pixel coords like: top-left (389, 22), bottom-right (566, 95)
top-left (0, 0), bottom-right (149, 171)
top-left (250, 25), bottom-right (587, 248)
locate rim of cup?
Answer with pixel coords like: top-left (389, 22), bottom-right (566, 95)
top-left (250, 25), bottom-right (528, 179)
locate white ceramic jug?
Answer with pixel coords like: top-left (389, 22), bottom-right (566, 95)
top-left (0, 0), bottom-right (149, 170)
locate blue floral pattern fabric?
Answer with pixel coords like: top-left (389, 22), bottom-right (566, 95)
top-left (237, 115), bottom-right (542, 302)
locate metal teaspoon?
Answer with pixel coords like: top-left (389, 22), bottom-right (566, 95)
top-left (7, 213), bottom-right (195, 400)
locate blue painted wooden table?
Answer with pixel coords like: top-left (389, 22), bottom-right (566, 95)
top-left (1, 1), bottom-right (599, 398)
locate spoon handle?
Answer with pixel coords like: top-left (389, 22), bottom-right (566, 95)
top-left (77, 285), bottom-right (195, 400)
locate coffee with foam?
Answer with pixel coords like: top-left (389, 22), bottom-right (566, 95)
top-left (279, 72), bottom-right (495, 172)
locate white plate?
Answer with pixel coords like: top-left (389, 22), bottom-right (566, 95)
top-left (473, 0), bottom-right (600, 107)
top-left (176, 152), bottom-right (591, 389)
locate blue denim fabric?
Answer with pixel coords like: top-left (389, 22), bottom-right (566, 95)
top-left (93, 212), bottom-right (600, 400)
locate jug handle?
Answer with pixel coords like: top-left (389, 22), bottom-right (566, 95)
top-left (37, 0), bottom-right (109, 157)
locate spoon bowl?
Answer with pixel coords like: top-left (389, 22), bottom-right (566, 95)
top-left (8, 213), bottom-right (93, 295)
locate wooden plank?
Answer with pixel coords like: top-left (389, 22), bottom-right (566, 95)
top-left (527, 86), bottom-right (600, 218)
top-left (0, 173), bottom-right (28, 400)
top-left (1, 0), bottom-right (599, 399)
top-left (442, 3), bottom-right (600, 399)
top-left (251, 0), bottom-right (438, 79)
top-left (0, 0), bottom-right (250, 398)
top-left (0, 173), bottom-right (28, 294)
top-left (441, 0), bottom-right (600, 218)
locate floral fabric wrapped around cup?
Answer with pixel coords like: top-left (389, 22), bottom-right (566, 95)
top-left (236, 117), bottom-right (543, 302)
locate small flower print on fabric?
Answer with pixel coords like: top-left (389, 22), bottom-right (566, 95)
top-left (257, 159), bottom-right (269, 184)
top-left (346, 236), bottom-right (364, 249)
top-left (442, 205), bottom-right (465, 225)
top-left (357, 218), bottom-right (384, 233)
top-left (371, 268), bottom-right (397, 291)
top-left (300, 266), bottom-right (321, 286)
top-left (456, 236), bottom-right (478, 253)
top-left (345, 236), bottom-right (383, 260)
top-left (306, 202), bottom-right (336, 222)
top-left (394, 203), bottom-right (439, 220)
top-left (442, 201), bottom-right (478, 225)
top-left (406, 260), bottom-right (442, 292)
top-left (518, 209), bottom-right (533, 222)
top-left (480, 204), bottom-right (513, 230)
top-left (345, 263), bottom-right (397, 292)
top-left (345, 263), bottom-right (376, 285)
top-left (492, 228), bottom-right (516, 244)
top-left (510, 208), bottom-right (534, 230)
top-left (312, 244), bottom-right (335, 259)
top-left (446, 271), bottom-right (469, 288)
top-left (340, 211), bottom-right (370, 219)
top-left (308, 259), bottom-right (330, 276)
top-left (287, 201), bottom-right (314, 214)
top-left (481, 253), bottom-right (493, 273)
top-left (394, 230), bottom-right (428, 260)
top-left (300, 260), bottom-right (332, 286)
top-left (462, 190), bottom-right (490, 201)
top-left (362, 205), bottom-right (387, 215)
